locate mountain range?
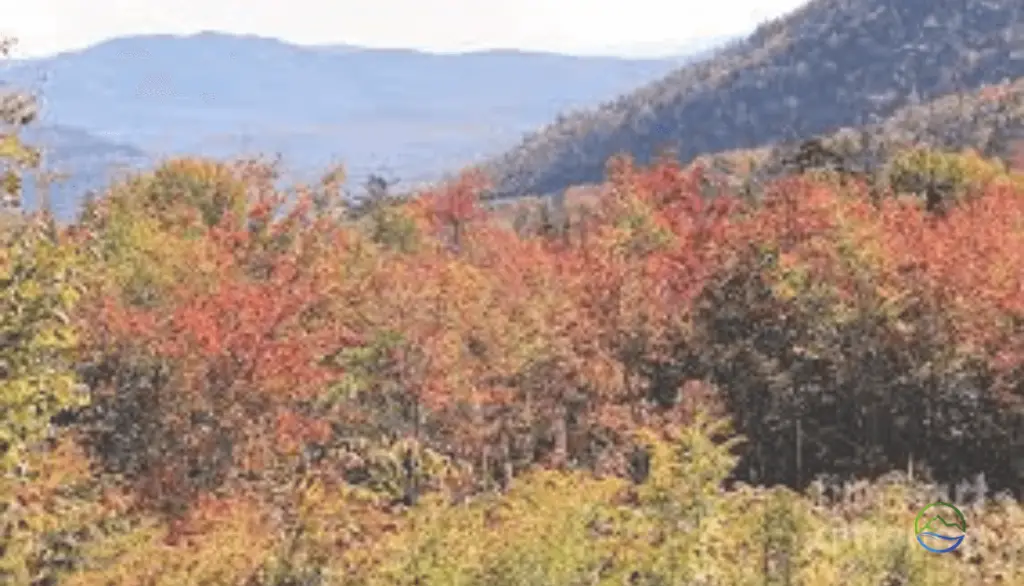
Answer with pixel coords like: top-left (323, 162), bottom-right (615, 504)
top-left (1, 32), bottom-right (728, 218)
top-left (9, 0), bottom-right (1024, 221)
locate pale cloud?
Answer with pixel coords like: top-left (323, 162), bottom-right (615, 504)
top-left (1, 0), bottom-right (809, 57)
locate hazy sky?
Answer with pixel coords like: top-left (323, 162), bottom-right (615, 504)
top-left (3, 0), bottom-right (809, 58)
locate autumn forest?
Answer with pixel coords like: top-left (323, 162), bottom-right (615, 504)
top-left (6, 9), bottom-right (1024, 584)
top-left (2, 117), bottom-right (1024, 585)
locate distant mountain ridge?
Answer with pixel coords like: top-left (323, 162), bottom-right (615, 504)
top-left (16, 124), bottom-right (151, 220)
top-left (1, 32), bottom-right (730, 219)
top-left (484, 0), bottom-right (1024, 197)
top-left (23, 124), bottom-right (148, 164)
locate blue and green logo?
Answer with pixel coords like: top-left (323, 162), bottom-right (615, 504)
top-left (914, 501), bottom-right (967, 553)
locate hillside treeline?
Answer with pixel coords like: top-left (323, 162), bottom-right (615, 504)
top-left (685, 77), bottom-right (1024, 200)
top-left (484, 0), bottom-right (1024, 197)
top-left (4, 139), bottom-right (1024, 583)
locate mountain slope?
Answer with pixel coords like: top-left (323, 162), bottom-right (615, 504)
top-left (23, 124), bottom-right (148, 166)
top-left (485, 0), bottom-right (1024, 197)
top-left (2, 33), bottom-right (702, 188)
top-left (17, 124), bottom-right (151, 220)
top-left (688, 76), bottom-right (1024, 191)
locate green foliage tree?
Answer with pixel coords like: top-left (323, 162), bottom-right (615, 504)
top-left (0, 44), bottom-right (86, 471)
top-left (885, 147), bottom-right (1007, 213)
top-left (0, 39), bottom-right (40, 212)
top-left (0, 225), bottom-right (86, 472)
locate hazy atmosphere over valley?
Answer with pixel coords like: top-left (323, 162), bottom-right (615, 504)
top-left (1, 0), bottom-right (802, 219)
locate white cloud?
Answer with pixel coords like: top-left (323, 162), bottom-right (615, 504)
top-left (1, 0), bottom-right (809, 57)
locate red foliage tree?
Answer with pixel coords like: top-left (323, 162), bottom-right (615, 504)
top-left (80, 191), bottom-right (360, 510)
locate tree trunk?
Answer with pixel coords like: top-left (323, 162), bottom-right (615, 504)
top-left (553, 404), bottom-right (568, 468)
top-left (500, 430), bottom-right (513, 491)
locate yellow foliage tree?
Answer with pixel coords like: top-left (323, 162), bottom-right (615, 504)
top-left (0, 178), bottom-right (86, 474)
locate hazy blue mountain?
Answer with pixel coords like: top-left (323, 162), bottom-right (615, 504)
top-left (15, 124), bottom-right (151, 220)
top-left (22, 124), bottom-right (148, 165)
top-left (1, 32), bottom-right (725, 218)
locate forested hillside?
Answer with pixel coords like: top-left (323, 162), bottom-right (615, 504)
top-left (485, 0), bottom-right (1024, 197)
top-left (6, 2), bottom-right (1024, 582)
top-left (5, 93), bottom-right (1024, 583)
top-left (688, 75), bottom-right (1024, 195)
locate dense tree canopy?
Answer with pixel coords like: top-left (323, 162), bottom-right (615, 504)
top-left (3, 53), bottom-right (1024, 581)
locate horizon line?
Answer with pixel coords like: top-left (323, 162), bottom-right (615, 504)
top-left (4, 29), bottom-right (740, 61)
